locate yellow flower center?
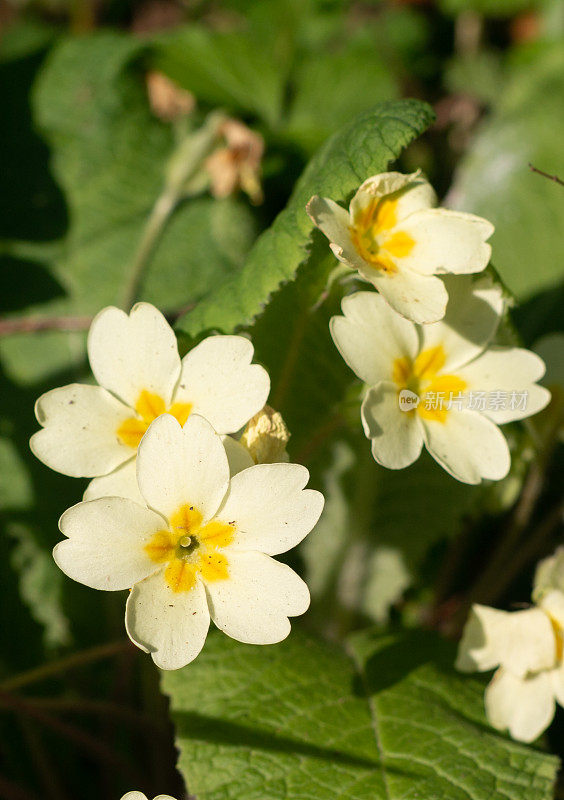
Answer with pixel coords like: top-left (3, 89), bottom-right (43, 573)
top-left (349, 195), bottom-right (415, 273)
top-left (117, 390), bottom-right (192, 449)
top-left (145, 504), bottom-right (235, 593)
top-left (393, 345), bottom-right (467, 423)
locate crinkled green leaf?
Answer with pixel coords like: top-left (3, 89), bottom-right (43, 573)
top-left (162, 629), bottom-right (558, 800)
top-left (175, 98), bottom-right (435, 338)
top-left (448, 41), bottom-right (564, 300)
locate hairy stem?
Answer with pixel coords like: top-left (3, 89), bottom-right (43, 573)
top-left (120, 187), bottom-right (179, 310)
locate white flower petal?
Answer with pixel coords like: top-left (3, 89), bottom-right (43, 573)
top-left (369, 269), bottom-right (449, 324)
top-left (83, 459), bottom-right (143, 503)
top-left (485, 667), bottom-right (555, 743)
top-left (55, 498), bottom-right (165, 590)
top-left (396, 208), bottom-right (493, 276)
top-left (306, 196), bottom-right (364, 270)
top-left (456, 604), bottom-right (555, 676)
top-left (88, 303), bottom-right (181, 408)
top-left (550, 664), bottom-right (564, 708)
top-left (221, 435), bottom-right (255, 476)
top-left (31, 384), bottom-right (132, 478)
top-left (136, 414), bottom-right (229, 522)
top-left (120, 793), bottom-right (148, 800)
top-left (330, 291), bottom-right (418, 385)
top-left (205, 551), bottom-right (309, 644)
top-left (175, 336), bottom-right (270, 434)
top-left (419, 276), bottom-right (505, 371)
top-left (539, 590), bottom-right (564, 630)
top-left (422, 409), bottom-right (510, 484)
top-left (349, 171), bottom-right (433, 223)
top-left (533, 548), bottom-right (564, 602)
top-left (215, 463), bottom-right (324, 556)
top-left (361, 382), bottom-right (424, 469)
top-left (125, 570), bottom-right (210, 670)
top-left (458, 347), bottom-right (550, 423)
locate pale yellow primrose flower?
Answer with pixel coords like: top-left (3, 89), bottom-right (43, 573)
top-left (54, 414), bottom-right (324, 670)
top-left (30, 303), bottom-right (270, 503)
top-left (330, 277), bottom-right (550, 484)
top-left (307, 171), bottom-right (494, 324)
top-left (121, 793), bottom-right (177, 800)
top-left (456, 588), bottom-right (564, 743)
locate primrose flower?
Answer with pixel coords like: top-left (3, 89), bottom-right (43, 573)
top-left (330, 277), bottom-right (550, 484)
top-left (54, 414), bottom-right (324, 670)
top-left (456, 590), bottom-right (564, 742)
top-left (31, 303), bottom-right (269, 503)
top-left (307, 171), bottom-right (494, 323)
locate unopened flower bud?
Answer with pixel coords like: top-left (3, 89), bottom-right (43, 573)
top-left (240, 405), bottom-right (290, 464)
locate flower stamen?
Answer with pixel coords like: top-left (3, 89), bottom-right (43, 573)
top-left (145, 504), bottom-right (235, 593)
top-left (117, 390), bottom-right (192, 449)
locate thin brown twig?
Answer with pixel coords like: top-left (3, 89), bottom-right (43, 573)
top-left (0, 640), bottom-right (132, 692)
top-left (529, 163), bottom-right (564, 187)
top-left (0, 316), bottom-right (93, 336)
top-left (18, 716), bottom-right (68, 800)
top-left (0, 691), bottom-right (137, 780)
top-left (29, 697), bottom-right (166, 732)
top-left (0, 302), bottom-right (196, 338)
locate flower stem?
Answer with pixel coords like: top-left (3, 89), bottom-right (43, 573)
top-left (120, 187), bottom-right (179, 311)
top-left (120, 111), bottom-right (225, 311)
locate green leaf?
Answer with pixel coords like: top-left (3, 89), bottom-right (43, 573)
top-left (176, 98), bottom-right (435, 339)
top-left (162, 629), bottom-right (558, 800)
top-left (448, 40), bottom-right (564, 301)
top-left (8, 521), bottom-right (71, 649)
top-left (151, 12), bottom-right (293, 127)
top-left (0, 437), bottom-right (33, 512)
top-left (285, 36), bottom-right (399, 153)
top-left (0, 32), bottom-right (257, 384)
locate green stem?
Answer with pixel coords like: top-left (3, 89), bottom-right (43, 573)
top-left (120, 111), bottom-right (225, 310)
top-left (120, 187), bottom-right (179, 311)
top-left (0, 640), bottom-right (131, 692)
